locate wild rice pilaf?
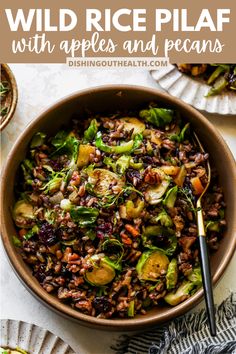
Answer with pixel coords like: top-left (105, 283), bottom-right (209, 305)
top-left (13, 105), bottom-right (226, 318)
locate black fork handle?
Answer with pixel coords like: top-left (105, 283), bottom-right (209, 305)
top-left (199, 235), bottom-right (216, 336)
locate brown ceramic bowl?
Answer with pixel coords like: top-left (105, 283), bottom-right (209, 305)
top-left (0, 64), bottom-right (18, 131)
top-left (1, 85), bottom-right (236, 330)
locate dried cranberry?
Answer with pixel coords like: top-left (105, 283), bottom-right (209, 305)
top-left (50, 159), bottom-right (62, 171)
top-left (142, 156), bottom-right (153, 165)
top-left (60, 265), bottom-right (71, 278)
top-left (38, 222), bottom-right (57, 246)
top-left (34, 264), bottom-right (47, 283)
top-left (150, 234), bottom-right (169, 248)
top-left (96, 222), bottom-right (112, 239)
top-left (126, 169), bottom-right (142, 184)
top-left (93, 296), bottom-right (112, 313)
top-left (105, 223), bottom-right (113, 234)
top-left (96, 231), bottom-right (104, 239)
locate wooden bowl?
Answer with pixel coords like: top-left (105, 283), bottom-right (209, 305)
top-left (0, 64), bottom-right (18, 131)
top-left (1, 85), bottom-right (236, 330)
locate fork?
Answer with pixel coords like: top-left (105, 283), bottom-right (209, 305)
top-left (193, 132), bottom-right (216, 336)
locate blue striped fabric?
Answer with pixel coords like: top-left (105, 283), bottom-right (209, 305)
top-left (112, 293), bottom-right (236, 354)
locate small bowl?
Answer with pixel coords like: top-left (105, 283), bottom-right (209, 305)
top-left (0, 64), bottom-right (18, 131)
top-left (1, 85), bottom-right (236, 330)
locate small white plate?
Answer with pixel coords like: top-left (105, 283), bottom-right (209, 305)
top-left (0, 319), bottom-right (75, 354)
top-left (151, 65), bottom-right (236, 115)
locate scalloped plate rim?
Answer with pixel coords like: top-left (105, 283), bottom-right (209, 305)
top-left (151, 64), bottom-right (236, 115)
top-left (0, 319), bottom-right (76, 354)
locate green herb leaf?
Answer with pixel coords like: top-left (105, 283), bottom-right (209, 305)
top-left (142, 225), bottom-right (177, 256)
top-left (12, 235), bottom-right (22, 247)
top-left (163, 185), bottom-right (178, 208)
top-left (0, 106), bottom-right (8, 117)
top-left (40, 175), bottom-right (63, 194)
top-left (187, 267), bottom-right (202, 286)
top-left (169, 123), bottom-right (190, 143)
top-left (51, 130), bottom-right (68, 148)
top-left (83, 119), bottom-right (98, 143)
top-left (30, 132), bottom-right (46, 148)
top-left (131, 133), bottom-right (143, 152)
top-left (166, 258), bottom-right (178, 290)
top-left (16, 347), bottom-right (29, 354)
top-left (95, 131), bottom-right (134, 154)
top-left (70, 206), bottom-right (99, 227)
top-left (206, 75), bottom-right (228, 97)
top-left (139, 107), bottom-right (174, 127)
top-left (86, 229), bottom-right (96, 240)
top-left (51, 131), bottom-right (79, 165)
top-left (208, 64), bottom-right (230, 85)
top-left (24, 225), bottom-right (39, 240)
top-left (148, 280), bottom-right (161, 292)
top-left (103, 157), bottom-right (116, 172)
top-left (127, 300), bottom-right (135, 317)
top-left (116, 155), bottom-right (130, 175)
top-left (95, 131), bottom-right (112, 153)
top-left (102, 238), bottom-right (124, 270)
top-left (21, 159), bottom-right (34, 185)
top-left (178, 187), bottom-right (196, 212)
top-left (150, 209), bottom-right (173, 227)
top-left (0, 348), bottom-right (9, 354)
top-left (0, 81), bottom-right (10, 96)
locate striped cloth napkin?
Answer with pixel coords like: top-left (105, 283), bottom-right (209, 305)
top-left (113, 293), bottom-right (236, 354)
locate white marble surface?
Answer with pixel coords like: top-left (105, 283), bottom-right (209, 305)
top-left (1, 65), bottom-right (236, 354)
